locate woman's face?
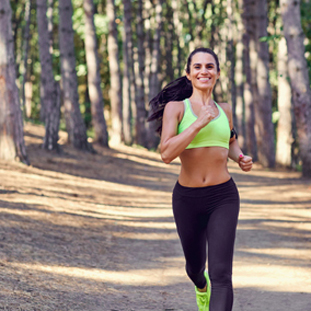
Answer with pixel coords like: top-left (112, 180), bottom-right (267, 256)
top-left (186, 52), bottom-right (220, 91)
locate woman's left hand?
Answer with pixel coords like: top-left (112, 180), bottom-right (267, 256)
top-left (238, 154), bottom-right (253, 172)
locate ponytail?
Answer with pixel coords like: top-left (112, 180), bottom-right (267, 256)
top-left (147, 76), bottom-right (193, 135)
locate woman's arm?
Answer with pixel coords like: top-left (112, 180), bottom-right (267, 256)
top-left (220, 103), bottom-right (253, 172)
top-left (160, 101), bottom-right (216, 164)
top-left (228, 139), bottom-right (252, 172)
top-left (160, 102), bottom-right (199, 163)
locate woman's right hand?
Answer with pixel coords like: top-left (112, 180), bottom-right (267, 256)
top-left (195, 105), bottom-right (216, 129)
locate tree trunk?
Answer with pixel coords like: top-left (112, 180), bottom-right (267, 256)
top-left (171, 0), bottom-right (183, 77)
top-left (163, 1), bottom-right (174, 83)
top-left (242, 0), bottom-right (258, 160)
top-left (12, 0), bottom-right (23, 78)
top-left (143, 0), bottom-right (152, 105)
top-left (58, 0), bottom-right (92, 151)
top-left (276, 36), bottom-right (293, 167)
top-left (147, 0), bottom-right (162, 150)
top-left (134, 0), bottom-right (147, 146)
top-left (211, 1), bottom-right (224, 103)
top-left (43, 83), bottom-right (61, 151)
top-left (235, 0), bottom-right (246, 150)
top-left (83, 0), bottom-right (109, 147)
top-left (211, 1), bottom-right (216, 50)
top-left (21, 0), bottom-right (32, 113)
top-left (107, 0), bottom-right (122, 146)
top-left (0, 0), bottom-right (29, 164)
top-left (25, 81), bottom-right (33, 118)
top-left (47, 0), bottom-right (54, 54)
top-left (122, 0), bottom-right (133, 145)
top-left (249, 0), bottom-right (260, 158)
top-left (254, 0), bottom-right (275, 167)
top-left (226, 0), bottom-right (236, 125)
top-left (36, 0), bottom-right (61, 151)
top-left (280, 0), bottom-right (311, 177)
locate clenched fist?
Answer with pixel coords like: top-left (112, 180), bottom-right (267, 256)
top-left (238, 154), bottom-right (253, 172)
top-left (196, 104), bottom-right (216, 129)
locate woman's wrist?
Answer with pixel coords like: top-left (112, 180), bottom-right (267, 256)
top-left (237, 153), bottom-right (244, 163)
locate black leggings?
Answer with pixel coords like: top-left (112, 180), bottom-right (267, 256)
top-left (172, 178), bottom-right (240, 311)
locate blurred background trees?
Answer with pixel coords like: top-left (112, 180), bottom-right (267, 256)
top-left (1, 0), bottom-right (311, 176)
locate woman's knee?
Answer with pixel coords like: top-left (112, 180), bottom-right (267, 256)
top-left (186, 262), bottom-right (205, 276)
top-left (186, 264), bottom-right (206, 288)
top-left (209, 264), bottom-right (232, 286)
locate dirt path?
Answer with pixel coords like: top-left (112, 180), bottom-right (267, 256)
top-left (0, 123), bottom-right (310, 311)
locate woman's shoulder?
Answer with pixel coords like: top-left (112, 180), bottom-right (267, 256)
top-left (217, 102), bottom-right (233, 126)
top-left (163, 100), bottom-right (185, 122)
top-left (164, 100), bottom-right (185, 114)
top-left (217, 102), bottom-right (232, 114)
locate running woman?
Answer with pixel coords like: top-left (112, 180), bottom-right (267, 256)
top-left (148, 47), bottom-right (253, 311)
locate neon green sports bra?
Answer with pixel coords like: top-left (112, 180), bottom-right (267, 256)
top-left (177, 98), bottom-right (230, 150)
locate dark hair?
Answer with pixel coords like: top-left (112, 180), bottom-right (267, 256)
top-left (148, 47), bottom-right (220, 135)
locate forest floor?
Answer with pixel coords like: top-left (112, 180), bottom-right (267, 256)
top-left (0, 123), bottom-right (310, 311)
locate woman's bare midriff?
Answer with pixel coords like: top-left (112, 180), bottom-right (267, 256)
top-left (178, 147), bottom-right (231, 187)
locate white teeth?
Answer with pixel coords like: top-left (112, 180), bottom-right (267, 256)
top-left (199, 78), bottom-right (210, 81)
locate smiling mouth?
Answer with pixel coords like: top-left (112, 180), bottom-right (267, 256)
top-left (198, 78), bottom-right (211, 81)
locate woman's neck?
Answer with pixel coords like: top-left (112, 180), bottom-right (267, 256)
top-left (190, 89), bottom-right (214, 106)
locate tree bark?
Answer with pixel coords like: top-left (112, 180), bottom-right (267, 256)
top-left (235, 0), bottom-right (246, 150)
top-left (226, 0), bottom-right (236, 125)
top-left (107, 0), bottom-right (122, 146)
top-left (58, 0), bottom-right (92, 151)
top-left (36, 0), bottom-right (61, 151)
top-left (242, 0), bottom-right (258, 160)
top-left (254, 0), bottom-right (275, 167)
top-left (280, 0), bottom-right (311, 177)
top-left (83, 0), bottom-right (109, 147)
top-left (147, 0), bottom-right (162, 150)
top-left (276, 36), bottom-right (293, 167)
top-left (25, 81), bottom-right (33, 118)
top-left (43, 83), bottom-right (61, 151)
top-left (21, 0), bottom-right (32, 113)
top-left (12, 0), bottom-right (23, 78)
top-left (122, 0), bottom-right (133, 145)
top-left (47, 0), bottom-right (54, 54)
top-left (163, 1), bottom-right (174, 83)
top-left (134, 0), bottom-right (147, 146)
top-left (0, 0), bottom-right (29, 164)
top-left (248, 0), bottom-right (260, 160)
top-left (143, 0), bottom-right (152, 105)
top-left (211, 1), bottom-right (216, 50)
top-left (211, 1), bottom-right (224, 103)
top-left (171, 0), bottom-right (183, 77)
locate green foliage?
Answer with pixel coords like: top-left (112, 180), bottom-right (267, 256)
top-left (80, 100), bottom-right (92, 129)
top-left (94, 14), bottom-right (109, 36)
top-left (259, 34), bottom-right (282, 42)
top-left (72, 7), bottom-right (85, 38)
top-left (76, 64), bottom-right (87, 77)
top-left (87, 128), bottom-right (95, 139)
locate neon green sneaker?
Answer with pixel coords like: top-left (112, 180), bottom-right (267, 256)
top-left (195, 271), bottom-right (211, 311)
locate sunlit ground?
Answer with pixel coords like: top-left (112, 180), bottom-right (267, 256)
top-left (0, 123), bottom-right (310, 310)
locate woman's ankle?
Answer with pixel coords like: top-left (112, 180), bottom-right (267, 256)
top-left (197, 285), bottom-right (207, 292)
